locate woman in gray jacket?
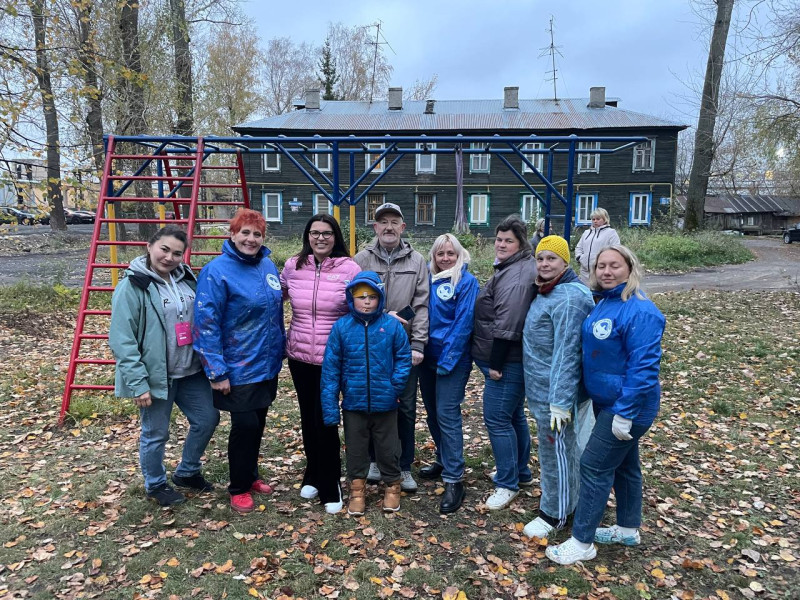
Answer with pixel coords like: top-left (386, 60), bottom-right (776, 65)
top-left (574, 208), bottom-right (620, 283)
top-left (109, 225), bottom-right (219, 507)
top-left (472, 216), bottom-right (538, 511)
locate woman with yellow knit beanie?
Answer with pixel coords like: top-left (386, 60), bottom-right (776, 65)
top-left (521, 235), bottom-right (595, 541)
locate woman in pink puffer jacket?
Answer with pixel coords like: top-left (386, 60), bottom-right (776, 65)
top-left (281, 214), bottom-right (361, 514)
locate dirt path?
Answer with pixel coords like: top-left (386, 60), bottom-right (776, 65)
top-left (644, 238), bottom-right (800, 294)
top-left (0, 233), bottom-right (797, 292)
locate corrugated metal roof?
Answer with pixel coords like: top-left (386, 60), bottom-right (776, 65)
top-left (675, 194), bottom-right (800, 216)
top-left (235, 98), bottom-right (686, 132)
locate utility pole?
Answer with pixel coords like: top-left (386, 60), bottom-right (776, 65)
top-left (539, 16), bottom-right (563, 101)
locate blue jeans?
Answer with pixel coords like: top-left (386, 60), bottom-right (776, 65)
top-left (139, 370), bottom-right (219, 492)
top-left (571, 409), bottom-right (651, 543)
top-left (419, 356), bottom-right (472, 483)
top-left (476, 359), bottom-right (532, 490)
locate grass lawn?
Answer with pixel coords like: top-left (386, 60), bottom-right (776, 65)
top-left (0, 289), bottom-right (797, 599)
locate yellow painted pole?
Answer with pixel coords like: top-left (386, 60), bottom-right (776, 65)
top-left (158, 203), bottom-right (166, 223)
top-left (108, 203), bottom-right (118, 286)
top-left (333, 204), bottom-right (340, 222)
top-left (349, 203), bottom-right (356, 256)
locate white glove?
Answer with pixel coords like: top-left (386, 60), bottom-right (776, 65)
top-left (611, 414), bottom-right (633, 440)
top-left (549, 405), bottom-right (572, 432)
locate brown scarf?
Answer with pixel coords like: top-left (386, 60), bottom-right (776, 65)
top-left (535, 267), bottom-right (568, 295)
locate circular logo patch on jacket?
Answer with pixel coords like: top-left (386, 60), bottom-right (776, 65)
top-left (436, 283), bottom-right (454, 300)
top-left (266, 274), bottom-right (281, 290)
top-left (592, 318), bottom-right (613, 340)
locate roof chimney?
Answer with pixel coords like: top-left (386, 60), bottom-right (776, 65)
top-left (503, 86), bottom-right (519, 109)
top-left (588, 86), bottom-right (606, 109)
top-left (425, 99), bottom-right (435, 114)
top-left (388, 87), bottom-right (403, 110)
top-left (305, 88), bottom-right (321, 110)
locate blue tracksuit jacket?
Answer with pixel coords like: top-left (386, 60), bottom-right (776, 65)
top-left (425, 265), bottom-right (479, 373)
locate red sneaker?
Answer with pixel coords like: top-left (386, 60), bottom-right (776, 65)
top-left (231, 492), bottom-right (255, 513)
top-left (250, 480), bottom-right (273, 495)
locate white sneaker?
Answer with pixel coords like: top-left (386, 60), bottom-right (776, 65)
top-left (366, 462), bottom-right (381, 483)
top-left (594, 524), bottom-right (641, 546)
top-left (300, 485), bottom-right (319, 499)
top-left (489, 469), bottom-right (533, 487)
top-left (324, 487), bottom-right (343, 514)
top-left (400, 470), bottom-right (418, 493)
top-left (523, 517), bottom-right (555, 539)
top-left (546, 537), bottom-right (598, 565)
top-left (485, 487), bottom-right (519, 510)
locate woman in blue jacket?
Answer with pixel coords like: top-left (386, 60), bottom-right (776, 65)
top-left (547, 245), bottom-right (666, 565)
top-left (193, 209), bottom-right (285, 514)
top-left (418, 234), bottom-right (479, 514)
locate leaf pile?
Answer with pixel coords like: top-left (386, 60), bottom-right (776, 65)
top-left (0, 290), bottom-right (797, 599)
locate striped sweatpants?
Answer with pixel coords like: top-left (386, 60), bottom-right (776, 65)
top-left (529, 400), bottom-right (581, 526)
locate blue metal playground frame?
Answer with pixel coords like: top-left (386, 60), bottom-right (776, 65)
top-left (104, 133), bottom-right (649, 243)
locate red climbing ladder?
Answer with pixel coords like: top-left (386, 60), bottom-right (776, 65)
top-left (59, 135), bottom-right (251, 425)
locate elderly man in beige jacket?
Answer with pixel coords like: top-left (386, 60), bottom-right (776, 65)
top-left (354, 203), bottom-right (430, 493)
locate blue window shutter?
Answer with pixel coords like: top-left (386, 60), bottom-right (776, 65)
top-left (593, 194), bottom-right (598, 211)
top-left (575, 194), bottom-right (580, 224)
top-left (646, 193), bottom-right (653, 225)
top-left (628, 193), bottom-right (634, 226)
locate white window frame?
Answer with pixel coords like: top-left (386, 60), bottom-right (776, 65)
top-left (629, 192), bottom-right (652, 225)
top-left (365, 193), bottom-right (385, 224)
top-left (313, 193), bottom-right (334, 215)
top-left (263, 192), bottom-right (282, 223)
top-left (415, 193), bottom-right (436, 225)
top-left (365, 143), bottom-right (385, 173)
top-left (577, 141), bottom-right (600, 174)
top-left (521, 194), bottom-right (540, 222)
top-left (314, 143), bottom-right (331, 173)
top-left (469, 193), bottom-right (489, 225)
top-left (415, 143), bottom-right (436, 174)
top-left (632, 138), bottom-right (655, 172)
top-left (470, 143), bottom-right (490, 173)
top-left (522, 142), bottom-right (544, 173)
top-left (575, 193), bottom-right (598, 226)
top-left (262, 148), bottom-right (280, 172)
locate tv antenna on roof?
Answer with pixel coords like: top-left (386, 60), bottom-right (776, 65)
top-left (366, 20), bottom-right (395, 104)
top-left (539, 16), bottom-right (563, 101)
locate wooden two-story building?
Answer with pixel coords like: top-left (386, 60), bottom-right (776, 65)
top-left (232, 87), bottom-right (687, 237)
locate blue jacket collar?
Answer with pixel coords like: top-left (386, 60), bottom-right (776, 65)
top-left (345, 270), bottom-right (386, 323)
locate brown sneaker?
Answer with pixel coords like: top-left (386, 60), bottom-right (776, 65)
top-left (348, 479), bottom-right (366, 516)
top-left (383, 480), bottom-right (401, 513)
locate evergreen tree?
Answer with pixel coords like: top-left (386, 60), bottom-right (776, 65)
top-left (318, 38), bottom-right (339, 100)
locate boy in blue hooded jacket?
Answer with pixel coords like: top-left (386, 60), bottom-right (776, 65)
top-left (321, 271), bottom-right (411, 516)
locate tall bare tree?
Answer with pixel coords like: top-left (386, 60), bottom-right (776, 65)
top-left (686, 0), bottom-right (735, 230)
top-left (169, 0), bottom-right (193, 136)
top-left (261, 37), bottom-right (316, 115)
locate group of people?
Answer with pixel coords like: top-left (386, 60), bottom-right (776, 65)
top-left (109, 202), bottom-right (664, 565)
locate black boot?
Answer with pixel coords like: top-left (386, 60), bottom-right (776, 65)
top-left (419, 462), bottom-right (444, 480)
top-left (439, 482), bottom-right (465, 514)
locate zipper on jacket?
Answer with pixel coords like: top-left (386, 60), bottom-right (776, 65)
top-left (364, 320), bottom-right (372, 412)
top-left (312, 261), bottom-right (322, 352)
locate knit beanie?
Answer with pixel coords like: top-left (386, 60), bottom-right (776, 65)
top-left (351, 282), bottom-right (379, 298)
top-left (536, 235), bottom-right (570, 264)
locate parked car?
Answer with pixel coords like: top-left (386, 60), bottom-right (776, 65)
top-left (64, 208), bottom-right (95, 224)
top-left (24, 207), bottom-right (50, 225)
top-left (1, 206), bottom-right (38, 225)
top-left (783, 223), bottom-right (800, 244)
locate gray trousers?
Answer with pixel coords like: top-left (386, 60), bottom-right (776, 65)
top-left (343, 410), bottom-right (401, 482)
top-left (530, 400), bottom-right (581, 527)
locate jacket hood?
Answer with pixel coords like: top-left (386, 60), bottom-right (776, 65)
top-left (222, 238), bottom-right (270, 264)
top-left (494, 249), bottom-right (531, 270)
top-left (127, 254), bottom-right (192, 286)
top-left (345, 270), bottom-right (385, 321)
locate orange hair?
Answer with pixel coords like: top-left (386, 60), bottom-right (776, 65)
top-left (229, 208), bottom-right (266, 235)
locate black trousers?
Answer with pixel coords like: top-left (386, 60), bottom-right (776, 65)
top-left (224, 378), bottom-right (277, 496)
top-left (343, 409), bottom-right (401, 482)
top-left (288, 359), bottom-right (342, 503)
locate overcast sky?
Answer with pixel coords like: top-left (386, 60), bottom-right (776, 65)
top-left (240, 0), bottom-right (719, 127)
